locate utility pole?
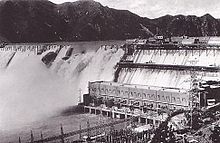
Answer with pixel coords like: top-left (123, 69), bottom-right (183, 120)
top-left (79, 123), bottom-right (82, 140)
top-left (18, 137), bottom-right (21, 143)
top-left (87, 120), bottom-right (91, 139)
top-left (60, 124), bottom-right (65, 143)
top-left (78, 88), bottom-right (82, 103)
top-left (40, 132), bottom-right (44, 143)
top-left (189, 59), bottom-right (199, 129)
top-left (30, 130), bottom-right (34, 143)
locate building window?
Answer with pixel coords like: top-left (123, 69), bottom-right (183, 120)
top-left (182, 98), bottom-right (186, 103)
top-left (117, 90), bottom-right (120, 95)
top-left (105, 89), bottom-right (109, 94)
top-left (143, 93), bottom-right (146, 98)
top-left (125, 91), bottom-right (129, 97)
top-left (177, 97), bottom-right (181, 103)
top-left (112, 89), bottom-right (116, 95)
top-left (134, 92), bottom-right (137, 97)
top-left (166, 96), bottom-right (171, 102)
top-left (171, 97), bottom-right (176, 103)
top-left (151, 94), bottom-right (155, 100)
top-left (161, 95), bottom-right (165, 101)
top-left (147, 94), bottom-right (150, 99)
top-left (121, 90), bottom-right (124, 96)
top-left (101, 88), bottom-right (104, 93)
top-left (157, 95), bottom-right (160, 101)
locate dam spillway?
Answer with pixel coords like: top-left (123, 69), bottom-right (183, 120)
top-left (117, 48), bottom-right (220, 89)
top-left (0, 41), bottom-right (124, 132)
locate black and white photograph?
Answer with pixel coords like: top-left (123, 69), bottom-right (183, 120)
top-left (1, 0), bottom-right (220, 142)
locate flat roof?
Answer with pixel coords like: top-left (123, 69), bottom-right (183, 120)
top-left (90, 81), bottom-right (188, 93)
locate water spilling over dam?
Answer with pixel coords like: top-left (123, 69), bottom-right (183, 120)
top-left (0, 41), bottom-right (124, 131)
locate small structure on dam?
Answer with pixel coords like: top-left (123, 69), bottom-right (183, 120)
top-left (83, 36), bottom-right (220, 127)
top-left (0, 43), bottom-right (67, 55)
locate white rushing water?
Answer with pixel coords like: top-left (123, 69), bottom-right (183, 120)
top-left (0, 51), bottom-right (74, 130)
top-left (51, 45), bottom-right (124, 97)
top-left (0, 42), bottom-right (124, 131)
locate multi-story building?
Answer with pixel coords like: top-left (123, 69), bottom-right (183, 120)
top-left (88, 81), bottom-right (189, 111)
top-left (84, 81), bottom-right (190, 125)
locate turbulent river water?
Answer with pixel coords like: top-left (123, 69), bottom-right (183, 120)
top-left (0, 41), bottom-right (124, 136)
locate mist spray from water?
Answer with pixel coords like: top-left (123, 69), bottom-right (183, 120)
top-left (0, 54), bottom-right (75, 131)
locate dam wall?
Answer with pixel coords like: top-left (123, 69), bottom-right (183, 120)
top-left (0, 42), bottom-right (125, 96)
top-left (127, 49), bottom-right (220, 67)
top-left (118, 48), bottom-right (220, 89)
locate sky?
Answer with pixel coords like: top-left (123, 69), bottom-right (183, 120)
top-left (50, 0), bottom-right (220, 19)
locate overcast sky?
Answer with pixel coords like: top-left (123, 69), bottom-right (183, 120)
top-left (50, 0), bottom-right (220, 19)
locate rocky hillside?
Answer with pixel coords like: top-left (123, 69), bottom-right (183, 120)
top-left (0, 0), bottom-right (65, 42)
top-left (0, 0), bottom-right (220, 42)
top-left (152, 14), bottom-right (220, 37)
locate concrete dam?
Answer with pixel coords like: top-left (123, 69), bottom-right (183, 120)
top-left (117, 49), bottom-right (220, 89)
top-left (84, 37), bottom-right (220, 128)
top-left (2, 38), bottom-right (220, 142)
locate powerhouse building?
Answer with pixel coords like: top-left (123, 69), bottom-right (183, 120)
top-left (88, 81), bottom-right (189, 111)
top-left (84, 81), bottom-right (191, 125)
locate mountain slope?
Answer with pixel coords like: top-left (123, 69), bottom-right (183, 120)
top-left (0, 0), bottom-right (219, 42)
top-left (0, 0), bottom-right (66, 42)
top-left (153, 14), bottom-right (220, 37)
top-left (56, 0), bottom-right (154, 41)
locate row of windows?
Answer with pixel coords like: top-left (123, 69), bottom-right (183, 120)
top-left (90, 86), bottom-right (188, 105)
top-left (101, 96), bottom-right (187, 110)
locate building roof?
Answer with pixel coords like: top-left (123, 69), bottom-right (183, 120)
top-left (196, 37), bottom-right (210, 43)
top-left (170, 37), bottom-right (184, 43)
top-left (208, 37), bottom-right (220, 45)
top-left (90, 81), bottom-right (188, 93)
top-left (182, 38), bottom-right (195, 45)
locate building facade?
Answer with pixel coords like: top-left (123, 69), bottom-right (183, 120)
top-left (88, 81), bottom-right (190, 112)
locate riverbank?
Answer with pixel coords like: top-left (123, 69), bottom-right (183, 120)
top-left (0, 109), bottom-right (113, 143)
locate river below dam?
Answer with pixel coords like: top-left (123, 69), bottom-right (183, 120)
top-left (0, 40), bottom-right (124, 142)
